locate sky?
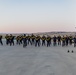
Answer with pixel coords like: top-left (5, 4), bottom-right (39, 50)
top-left (0, 0), bottom-right (76, 33)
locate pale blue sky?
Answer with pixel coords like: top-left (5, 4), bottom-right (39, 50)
top-left (0, 0), bottom-right (76, 33)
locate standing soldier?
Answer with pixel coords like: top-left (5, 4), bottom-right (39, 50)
top-left (27, 34), bottom-right (32, 45)
top-left (69, 34), bottom-right (73, 45)
top-left (74, 35), bottom-right (76, 47)
top-left (9, 34), bottom-right (14, 46)
top-left (53, 35), bottom-right (57, 46)
top-left (0, 35), bottom-right (3, 45)
top-left (46, 35), bottom-right (51, 47)
top-left (57, 35), bottom-right (61, 45)
top-left (38, 35), bottom-right (41, 46)
top-left (65, 35), bottom-right (69, 46)
top-left (35, 35), bottom-right (40, 47)
top-left (23, 34), bottom-right (27, 47)
top-left (31, 34), bottom-right (35, 45)
top-left (16, 36), bottom-right (20, 45)
top-left (41, 35), bottom-right (46, 46)
top-left (19, 35), bottom-right (23, 45)
top-left (62, 35), bottom-right (65, 47)
top-left (5, 34), bottom-right (10, 45)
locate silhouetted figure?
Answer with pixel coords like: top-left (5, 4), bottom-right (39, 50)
top-left (0, 35), bottom-right (3, 45)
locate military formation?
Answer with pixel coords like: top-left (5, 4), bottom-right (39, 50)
top-left (0, 34), bottom-right (76, 47)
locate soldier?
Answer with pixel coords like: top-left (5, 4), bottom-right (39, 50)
top-left (9, 34), bottom-right (15, 46)
top-left (5, 34), bottom-right (10, 45)
top-left (65, 35), bottom-right (69, 46)
top-left (53, 35), bottom-right (57, 46)
top-left (27, 34), bottom-right (32, 45)
top-left (62, 35), bottom-right (65, 47)
top-left (23, 34), bottom-right (27, 47)
top-left (31, 34), bottom-right (35, 45)
top-left (74, 35), bottom-right (76, 47)
top-left (19, 35), bottom-right (23, 45)
top-left (0, 35), bottom-right (3, 45)
top-left (16, 36), bottom-right (20, 45)
top-left (41, 35), bottom-right (46, 46)
top-left (38, 35), bottom-right (41, 46)
top-left (46, 35), bottom-right (51, 47)
top-left (69, 34), bottom-right (73, 45)
top-left (35, 35), bottom-right (40, 47)
top-left (57, 35), bottom-right (61, 45)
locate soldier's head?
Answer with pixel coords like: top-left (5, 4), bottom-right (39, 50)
top-left (66, 35), bottom-right (67, 37)
top-left (37, 35), bottom-right (38, 37)
top-left (6, 34), bottom-right (8, 36)
top-left (28, 34), bottom-right (29, 36)
top-left (32, 33), bottom-right (33, 35)
top-left (59, 35), bottom-right (60, 36)
top-left (54, 35), bottom-right (56, 37)
top-left (42, 35), bottom-right (44, 36)
top-left (63, 35), bottom-right (64, 37)
top-left (47, 35), bottom-right (49, 37)
top-left (24, 34), bottom-right (26, 36)
top-left (10, 34), bottom-right (12, 36)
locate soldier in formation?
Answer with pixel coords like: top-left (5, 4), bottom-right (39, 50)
top-left (0, 35), bottom-right (3, 45)
top-left (1, 34), bottom-right (76, 47)
top-left (53, 35), bottom-right (57, 46)
top-left (74, 35), bottom-right (76, 47)
top-left (57, 35), bottom-right (61, 45)
top-left (35, 35), bottom-right (41, 47)
top-left (41, 35), bottom-right (46, 46)
top-left (23, 34), bottom-right (27, 47)
top-left (5, 34), bottom-right (15, 46)
top-left (46, 35), bottom-right (51, 47)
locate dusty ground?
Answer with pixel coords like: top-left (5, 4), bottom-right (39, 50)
top-left (0, 41), bottom-right (76, 75)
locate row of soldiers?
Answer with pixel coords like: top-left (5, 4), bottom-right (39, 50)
top-left (0, 34), bottom-right (76, 47)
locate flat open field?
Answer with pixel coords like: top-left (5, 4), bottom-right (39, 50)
top-left (0, 40), bottom-right (76, 75)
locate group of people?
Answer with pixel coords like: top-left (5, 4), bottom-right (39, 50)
top-left (0, 34), bottom-right (76, 47)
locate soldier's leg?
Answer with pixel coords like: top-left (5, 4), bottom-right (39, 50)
top-left (70, 40), bottom-right (72, 45)
top-left (50, 41), bottom-right (51, 45)
top-left (0, 40), bottom-right (2, 45)
top-left (54, 42), bottom-right (56, 46)
top-left (47, 41), bottom-right (48, 47)
top-left (36, 41), bottom-right (38, 47)
top-left (44, 40), bottom-right (46, 46)
top-left (21, 39), bottom-right (22, 44)
top-left (66, 41), bottom-right (68, 46)
top-left (60, 41), bottom-right (61, 45)
top-left (53, 41), bottom-right (55, 46)
top-left (19, 40), bottom-right (20, 45)
top-left (27, 40), bottom-right (29, 45)
top-left (1, 40), bottom-right (3, 45)
top-left (48, 41), bottom-right (50, 46)
top-left (30, 40), bottom-right (32, 45)
top-left (13, 40), bottom-right (14, 46)
top-left (16, 40), bottom-right (18, 44)
top-left (35, 41), bottom-right (37, 47)
top-left (0, 40), bottom-right (1, 45)
top-left (58, 41), bottom-right (59, 45)
top-left (63, 41), bottom-right (65, 47)
top-left (38, 41), bottom-right (39, 47)
top-left (74, 42), bottom-right (75, 47)
top-left (6, 40), bottom-right (8, 45)
top-left (62, 41), bottom-right (63, 47)
top-left (10, 40), bottom-right (12, 46)
top-left (39, 40), bottom-right (41, 46)
top-left (25, 41), bottom-right (27, 46)
top-left (42, 41), bottom-right (43, 46)
top-left (53, 41), bottom-right (54, 46)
